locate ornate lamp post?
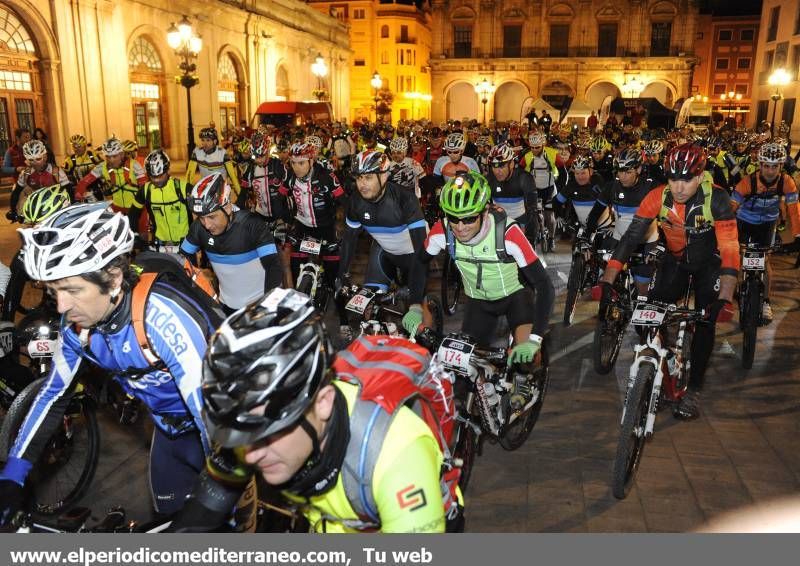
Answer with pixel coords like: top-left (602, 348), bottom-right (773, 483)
top-left (720, 90), bottom-right (743, 122)
top-left (474, 78), bottom-right (495, 125)
top-left (167, 15), bottom-right (202, 157)
top-left (311, 53), bottom-right (328, 101)
top-left (768, 68), bottom-right (791, 137)
top-left (371, 71), bottom-right (382, 122)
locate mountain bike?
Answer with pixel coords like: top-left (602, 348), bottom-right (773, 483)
top-left (288, 232), bottom-right (338, 313)
top-left (611, 293), bottom-right (704, 499)
top-left (340, 284), bottom-right (443, 339)
top-left (563, 226), bottom-right (604, 326)
top-left (441, 255), bottom-right (462, 315)
top-left (737, 242), bottom-right (782, 369)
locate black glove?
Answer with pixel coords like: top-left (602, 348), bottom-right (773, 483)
top-left (0, 479), bottom-right (25, 526)
top-left (168, 470), bottom-right (245, 533)
top-left (707, 298), bottom-right (733, 323)
top-left (5, 210), bottom-right (18, 223)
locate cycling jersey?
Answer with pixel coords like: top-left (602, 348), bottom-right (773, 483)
top-left (283, 380), bottom-right (444, 533)
top-left (240, 158), bottom-right (290, 221)
top-left (641, 163), bottom-right (667, 186)
top-left (280, 162), bottom-right (345, 229)
top-left (607, 178), bottom-right (740, 278)
top-left (555, 174), bottom-right (606, 226)
top-left (75, 161), bottom-right (146, 209)
top-left (432, 155), bottom-right (480, 182)
top-left (732, 172), bottom-right (800, 233)
top-left (423, 146), bottom-right (444, 176)
top-left (11, 165), bottom-right (71, 213)
top-left (185, 146), bottom-right (242, 199)
top-left (586, 176), bottom-right (659, 241)
top-left (592, 153), bottom-right (615, 184)
top-left (522, 147), bottom-right (559, 189)
top-left (63, 150), bottom-right (101, 185)
top-left (181, 209), bottom-right (281, 310)
top-left (486, 166), bottom-right (537, 223)
top-left (129, 178), bottom-right (191, 243)
top-left (388, 157), bottom-right (426, 197)
top-left (5, 284), bottom-right (219, 486)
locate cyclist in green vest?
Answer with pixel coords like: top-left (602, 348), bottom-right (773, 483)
top-left (403, 170), bottom-right (554, 390)
top-left (128, 149), bottom-right (192, 249)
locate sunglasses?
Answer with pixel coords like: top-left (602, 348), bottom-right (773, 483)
top-left (446, 213), bottom-right (480, 225)
top-left (446, 150), bottom-right (462, 155)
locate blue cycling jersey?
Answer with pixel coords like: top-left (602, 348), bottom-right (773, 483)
top-left (2, 286), bottom-right (214, 485)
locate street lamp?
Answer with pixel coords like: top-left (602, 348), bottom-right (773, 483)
top-left (311, 53), bottom-right (328, 101)
top-left (371, 71), bottom-right (382, 122)
top-left (167, 15), bottom-right (202, 157)
top-left (720, 91), bottom-right (743, 122)
top-left (768, 68), bottom-right (791, 136)
top-left (474, 78), bottom-right (495, 125)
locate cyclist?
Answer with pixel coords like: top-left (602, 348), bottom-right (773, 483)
top-left (475, 135), bottom-right (492, 175)
top-left (123, 139), bottom-right (145, 170)
top-left (0, 203), bottom-right (223, 523)
top-left (387, 137), bottom-right (426, 197)
top-left (181, 173), bottom-right (282, 314)
top-left (169, 288), bottom-right (446, 533)
top-left (404, 171), bottom-right (554, 393)
top-left (599, 143), bottom-right (740, 420)
top-left (704, 136), bottom-right (730, 189)
top-left (75, 137), bottom-right (146, 211)
top-left (731, 142), bottom-right (800, 322)
top-left (641, 140), bottom-right (667, 186)
top-left (63, 134), bottom-right (101, 196)
top-left (554, 155), bottom-right (608, 230)
top-left (727, 133), bottom-right (752, 188)
top-left (239, 133), bottom-right (290, 223)
top-left (338, 150), bottom-right (428, 298)
top-left (432, 132), bottom-right (480, 183)
top-left (128, 149), bottom-right (191, 249)
top-left (422, 127), bottom-right (445, 176)
top-left (185, 127), bottom-right (242, 201)
top-left (589, 136), bottom-right (615, 184)
top-left (9, 140), bottom-right (70, 220)
top-left (485, 143), bottom-right (538, 238)
top-left (522, 131), bottom-right (560, 251)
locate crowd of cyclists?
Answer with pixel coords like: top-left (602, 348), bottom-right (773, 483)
top-left (0, 107), bottom-right (797, 533)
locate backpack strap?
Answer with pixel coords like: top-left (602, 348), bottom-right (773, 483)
top-left (130, 272), bottom-right (165, 368)
top-left (488, 208), bottom-right (514, 262)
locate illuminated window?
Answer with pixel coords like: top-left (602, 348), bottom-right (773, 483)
top-left (0, 70), bottom-right (31, 91)
top-left (130, 83), bottom-right (160, 99)
top-left (0, 8), bottom-right (36, 54)
top-left (128, 37), bottom-right (163, 71)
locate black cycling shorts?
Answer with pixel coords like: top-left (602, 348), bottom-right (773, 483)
top-left (461, 288), bottom-right (535, 347)
top-left (363, 241), bottom-right (414, 291)
top-left (737, 219), bottom-right (776, 247)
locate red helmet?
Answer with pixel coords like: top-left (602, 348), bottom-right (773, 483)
top-left (665, 143), bottom-right (706, 181)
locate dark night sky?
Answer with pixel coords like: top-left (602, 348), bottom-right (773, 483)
top-left (700, 0), bottom-right (763, 15)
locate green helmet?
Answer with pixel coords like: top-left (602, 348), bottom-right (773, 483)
top-left (22, 184), bottom-right (70, 225)
top-left (440, 170), bottom-right (490, 218)
top-left (589, 136), bottom-right (609, 153)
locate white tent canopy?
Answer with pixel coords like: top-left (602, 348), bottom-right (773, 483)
top-left (520, 97), bottom-right (559, 124)
top-left (565, 99), bottom-right (593, 119)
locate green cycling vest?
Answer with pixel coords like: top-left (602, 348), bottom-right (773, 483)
top-left (446, 211), bottom-right (522, 301)
top-left (142, 178), bottom-right (189, 243)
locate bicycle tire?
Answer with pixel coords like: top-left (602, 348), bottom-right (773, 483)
top-left (296, 272), bottom-right (314, 298)
top-left (0, 377), bottom-right (100, 515)
top-left (593, 311), bottom-right (625, 375)
top-left (611, 361), bottom-right (654, 499)
top-left (441, 256), bottom-right (462, 316)
top-left (452, 420), bottom-right (478, 494)
top-left (563, 253), bottom-right (586, 326)
top-left (741, 279), bottom-right (761, 370)
top-left (499, 339), bottom-right (550, 451)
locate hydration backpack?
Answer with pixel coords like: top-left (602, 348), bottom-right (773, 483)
top-left (331, 335), bottom-right (461, 531)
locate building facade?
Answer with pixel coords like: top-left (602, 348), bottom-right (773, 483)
top-left (428, 0), bottom-right (701, 124)
top-left (751, 0), bottom-right (800, 138)
top-left (0, 0), bottom-right (350, 164)
top-left (308, 0), bottom-right (433, 123)
top-left (692, 14), bottom-right (759, 127)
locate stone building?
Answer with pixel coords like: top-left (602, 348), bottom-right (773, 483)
top-left (0, 0), bottom-right (350, 164)
top-left (428, 0), bottom-right (701, 124)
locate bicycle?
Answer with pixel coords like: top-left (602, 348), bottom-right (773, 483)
top-left (441, 254), bottom-right (462, 316)
top-left (340, 284), bottom-right (444, 339)
top-left (534, 203), bottom-right (554, 254)
top-left (287, 232), bottom-right (338, 313)
top-left (592, 246), bottom-right (661, 375)
top-left (418, 330), bottom-right (550, 493)
top-left (737, 242), bottom-right (782, 369)
top-left (611, 294), bottom-right (704, 499)
top-left (563, 226), bottom-right (604, 326)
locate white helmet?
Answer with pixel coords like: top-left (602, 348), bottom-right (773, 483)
top-left (528, 132), bottom-right (547, 146)
top-left (443, 132), bottom-right (467, 152)
top-left (19, 202), bottom-right (135, 281)
top-left (304, 135), bottom-right (323, 151)
top-left (389, 137), bottom-right (409, 153)
top-left (101, 137), bottom-right (124, 157)
top-left (23, 140), bottom-right (48, 161)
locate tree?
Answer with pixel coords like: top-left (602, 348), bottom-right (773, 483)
top-left (376, 88), bottom-right (394, 122)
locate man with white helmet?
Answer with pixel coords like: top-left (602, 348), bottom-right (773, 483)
top-left (731, 142), bottom-right (800, 322)
top-left (75, 137), bottom-right (146, 211)
top-left (185, 127), bottom-right (242, 201)
top-left (0, 203), bottom-right (224, 524)
top-left (387, 136), bottom-right (426, 197)
top-left (485, 143), bottom-right (538, 235)
top-left (8, 140), bottom-right (70, 221)
top-left (432, 132), bottom-right (480, 183)
top-left (522, 131), bottom-right (561, 251)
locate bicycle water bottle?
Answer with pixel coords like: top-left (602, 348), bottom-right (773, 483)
top-left (665, 350), bottom-right (678, 378)
top-left (482, 381), bottom-right (501, 407)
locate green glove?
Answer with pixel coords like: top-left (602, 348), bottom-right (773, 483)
top-left (509, 339), bottom-right (541, 365)
top-left (402, 304), bottom-right (423, 338)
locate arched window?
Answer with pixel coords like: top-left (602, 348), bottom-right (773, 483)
top-left (381, 25), bottom-right (389, 39)
top-left (218, 53), bottom-right (241, 140)
top-left (128, 36), bottom-right (168, 151)
top-left (0, 5), bottom-right (46, 155)
top-left (276, 65), bottom-right (290, 100)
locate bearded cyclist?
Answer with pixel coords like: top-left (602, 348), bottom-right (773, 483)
top-left (169, 288), bottom-right (447, 533)
top-left (404, 170), bottom-right (554, 401)
top-left (75, 137), bottom-right (146, 210)
top-left (599, 143), bottom-right (740, 420)
top-left (185, 127), bottom-right (242, 201)
top-left (0, 203), bottom-right (224, 524)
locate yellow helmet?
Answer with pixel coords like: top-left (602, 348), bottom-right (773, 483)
top-left (122, 139), bottom-right (138, 153)
top-left (69, 134), bottom-right (87, 147)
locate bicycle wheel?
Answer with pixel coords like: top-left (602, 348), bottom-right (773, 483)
top-left (441, 256), bottom-right (462, 316)
top-left (741, 279), bottom-right (761, 370)
top-left (611, 361), bottom-right (655, 500)
top-left (0, 378), bottom-right (99, 515)
top-left (563, 253), bottom-right (586, 326)
top-left (499, 339), bottom-right (550, 451)
top-left (593, 309), bottom-right (625, 375)
top-left (296, 272), bottom-right (314, 297)
top-left (452, 420), bottom-right (478, 494)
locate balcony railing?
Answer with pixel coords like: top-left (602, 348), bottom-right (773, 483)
top-left (441, 46), bottom-right (692, 59)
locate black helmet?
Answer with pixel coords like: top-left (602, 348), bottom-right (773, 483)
top-left (199, 127), bottom-right (218, 142)
top-left (613, 148), bottom-right (643, 171)
top-left (202, 289), bottom-right (331, 447)
top-left (351, 150), bottom-right (390, 176)
top-left (188, 173), bottom-right (230, 216)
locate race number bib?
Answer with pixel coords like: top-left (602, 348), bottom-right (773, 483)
top-left (438, 337), bottom-right (474, 374)
top-left (299, 238), bottom-right (322, 255)
top-left (742, 252), bottom-right (766, 270)
top-left (28, 338), bottom-right (57, 358)
top-left (345, 289), bottom-right (375, 314)
top-left (630, 304), bottom-right (666, 326)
